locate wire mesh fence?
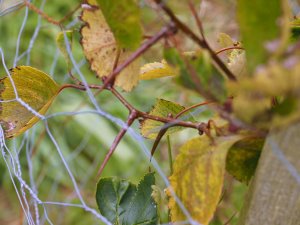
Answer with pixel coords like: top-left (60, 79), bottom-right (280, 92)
top-left (1, 1), bottom-right (300, 225)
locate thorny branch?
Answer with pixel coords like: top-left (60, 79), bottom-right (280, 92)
top-left (24, 0), bottom-right (245, 176)
top-left (99, 24), bottom-right (177, 92)
top-left (62, 83), bottom-right (211, 175)
top-left (153, 0), bottom-right (237, 81)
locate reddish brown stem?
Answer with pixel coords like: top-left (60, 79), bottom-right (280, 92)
top-left (110, 87), bottom-right (135, 112)
top-left (150, 127), bottom-right (168, 160)
top-left (99, 24), bottom-right (177, 91)
top-left (175, 101), bottom-right (215, 119)
top-left (154, 0), bottom-right (237, 81)
top-left (110, 87), bottom-right (202, 130)
top-left (97, 110), bottom-right (138, 175)
top-left (188, 0), bottom-right (206, 41)
top-left (24, 0), bottom-right (60, 26)
top-left (215, 46), bottom-right (244, 55)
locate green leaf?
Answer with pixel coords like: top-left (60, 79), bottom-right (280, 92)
top-left (96, 173), bottom-right (158, 225)
top-left (290, 18), bottom-right (300, 42)
top-left (97, 0), bottom-right (142, 50)
top-left (167, 135), bottom-right (242, 225)
top-left (140, 99), bottom-right (192, 139)
top-left (237, 0), bottom-right (283, 72)
top-left (122, 173), bottom-right (158, 225)
top-left (226, 137), bottom-right (264, 184)
top-left (164, 48), bottom-right (227, 102)
top-left (0, 66), bottom-right (60, 138)
top-left (96, 177), bottom-right (137, 224)
top-left (56, 30), bottom-right (73, 70)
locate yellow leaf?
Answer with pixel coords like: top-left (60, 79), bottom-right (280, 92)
top-left (140, 60), bottom-right (177, 80)
top-left (217, 33), bottom-right (234, 56)
top-left (227, 59), bottom-right (300, 128)
top-left (80, 0), bottom-right (140, 92)
top-left (0, 66), bottom-right (60, 138)
top-left (167, 135), bottom-right (242, 224)
top-left (228, 51), bottom-right (247, 78)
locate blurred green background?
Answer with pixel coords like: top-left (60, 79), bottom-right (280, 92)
top-left (0, 0), bottom-right (247, 224)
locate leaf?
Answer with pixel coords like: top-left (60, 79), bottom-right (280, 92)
top-left (228, 58), bottom-right (300, 128)
top-left (164, 48), bottom-right (227, 102)
top-left (217, 33), bottom-right (247, 78)
top-left (0, 0), bottom-right (23, 16)
top-left (140, 60), bottom-right (177, 80)
top-left (0, 66), bottom-right (60, 139)
top-left (122, 173), bottom-right (158, 225)
top-left (80, 0), bottom-right (140, 92)
top-left (237, 0), bottom-right (284, 73)
top-left (96, 173), bottom-right (158, 225)
top-left (290, 18), bottom-right (300, 42)
top-left (226, 136), bottom-right (264, 184)
top-left (228, 51), bottom-right (247, 78)
top-left (96, 177), bottom-right (137, 224)
top-left (140, 99), bottom-right (191, 139)
top-left (96, 0), bottom-right (142, 50)
top-left (217, 33), bottom-right (236, 56)
top-left (56, 30), bottom-right (73, 70)
top-left (167, 135), bottom-right (242, 225)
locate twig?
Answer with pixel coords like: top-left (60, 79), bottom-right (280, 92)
top-left (110, 87), bottom-right (203, 130)
top-left (150, 127), bottom-right (168, 160)
top-left (61, 81), bottom-right (211, 176)
top-left (167, 135), bottom-right (173, 175)
top-left (215, 46), bottom-right (244, 55)
top-left (188, 0), bottom-right (206, 41)
top-left (24, 0), bottom-right (80, 26)
top-left (110, 87), bottom-right (134, 112)
top-left (224, 211), bottom-right (238, 225)
top-left (99, 24), bottom-right (177, 91)
top-left (97, 110), bottom-right (138, 175)
top-left (24, 0), bottom-right (60, 26)
top-left (150, 101), bottom-right (214, 159)
top-left (154, 0), bottom-right (237, 81)
top-left (175, 101), bottom-right (215, 119)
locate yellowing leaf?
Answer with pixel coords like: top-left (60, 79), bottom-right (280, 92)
top-left (217, 33), bottom-right (235, 56)
top-left (140, 60), bottom-right (177, 80)
top-left (226, 136), bottom-right (264, 184)
top-left (168, 135), bottom-right (242, 225)
top-left (217, 33), bottom-right (246, 78)
top-left (228, 51), bottom-right (247, 78)
top-left (0, 66), bottom-right (60, 138)
top-left (140, 99), bottom-right (192, 139)
top-left (228, 59), bottom-right (300, 128)
top-left (80, 0), bottom-right (140, 92)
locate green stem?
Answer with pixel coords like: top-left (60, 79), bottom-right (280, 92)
top-left (167, 135), bottom-right (173, 175)
top-left (167, 135), bottom-right (173, 222)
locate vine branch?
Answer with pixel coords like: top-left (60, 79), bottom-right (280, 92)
top-left (99, 24), bottom-right (177, 91)
top-left (154, 0), bottom-right (237, 81)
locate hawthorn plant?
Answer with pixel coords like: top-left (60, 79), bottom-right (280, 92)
top-left (1, 0), bottom-right (300, 224)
